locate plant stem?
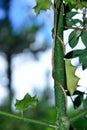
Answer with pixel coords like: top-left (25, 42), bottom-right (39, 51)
top-left (53, 0), bottom-right (69, 129)
top-left (0, 111), bottom-right (56, 129)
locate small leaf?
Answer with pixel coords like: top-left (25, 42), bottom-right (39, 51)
top-left (65, 60), bottom-right (79, 95)
top-left (65, 48), bottom-right (87, 59)
top-left (73, 19), bottom-right (83, 25)
top-left (73, 93), bottom-right (83, 108)
top-left (33, 0), bottom-right (50, 15)
top-left (66, 19), bottom-right (82, 26)
top-left (65, 49), bottom-right (87, 69)
top-left (66, 12), bottom-right (78, 19)
top-left (73, 90), bottom-right (84, 96)
top-left (65, 51), bottom-right (74, 59)
top-left (15, 93), bottom-right (38, 111)
top-left (81, 32), bottom-right (87, 47)
top-left (66, 90), bottom-right (84, 96)
top-left (68, 30), bottom-right (79, 48)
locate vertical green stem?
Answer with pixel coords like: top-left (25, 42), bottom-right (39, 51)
top-left (53, 0), bottom-right (69, 129)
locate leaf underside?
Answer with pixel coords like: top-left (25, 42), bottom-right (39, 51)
top-left (65, 60), bottom-right (79, 95)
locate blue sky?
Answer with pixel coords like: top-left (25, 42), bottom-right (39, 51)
top-left (9, 0), bottom-right (53, 45)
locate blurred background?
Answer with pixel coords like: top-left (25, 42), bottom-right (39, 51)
top-left (1, 0), bottom-right (87, 130)
top-left (0, 0), bottom-right (55, 130)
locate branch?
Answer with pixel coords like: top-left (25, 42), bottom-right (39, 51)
top-left (64, 26), bottom-right (87, 32)
top-left (0, 111), bottom-right (56, 129)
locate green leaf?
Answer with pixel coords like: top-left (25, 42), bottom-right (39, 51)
top-left (65, 0), bottom-right (77, 9)
top-left (74, 94), bottom-right (83, 109)
top-left (66, 12), bottom-right (78, 19)
top-left (76, 30), bottom-right (82, 37)
top-left (15, 93), bottom-right (38, 111)
top-left (65, 11), bottom-right (82, 27)
top-left (66, 20), bottom-right (75, 26)
top-left (66, 90), bottom-right (84, 96)
top-left (66, 19), bottom-right (76, 27)
top-left (66, 19), bottom-right (82, 26)
top-left (68, 30), bottom-right (80, 48)
top-left (65, 49), bottom-right (87, 69)
top-left (81, 32), bottom-right (87, 47)
top-left (73, 90), bottom-right (84, 96)
top-left (65, 0), bottom-right (87, 9)
top-left (66, 18), bottom-right (83, 27)
top-left (65, 60), bottom-right (79, 95)
top-left (65, 48), bottom-right (87, 59)
top-left (33, 0), bottom-right (50, 15)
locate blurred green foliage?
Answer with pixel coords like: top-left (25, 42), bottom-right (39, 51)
top-left (0, 1), bottom-right (87, 130)
top-left (0, 88), bottom-right (55, 130)
top-left (68, 107), bottom-right (87, 130)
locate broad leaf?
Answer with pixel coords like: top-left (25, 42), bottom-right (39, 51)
top-left (65, 60), bottom-right (79, 95)
top-left (33, 0), bottom-right (50, 15)
top-left (81, 32), bottom-right (87, 47)
top-left (68, 30), bottom-right (80, 48)
top-left (15, 93), bottom-right (38, 111)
